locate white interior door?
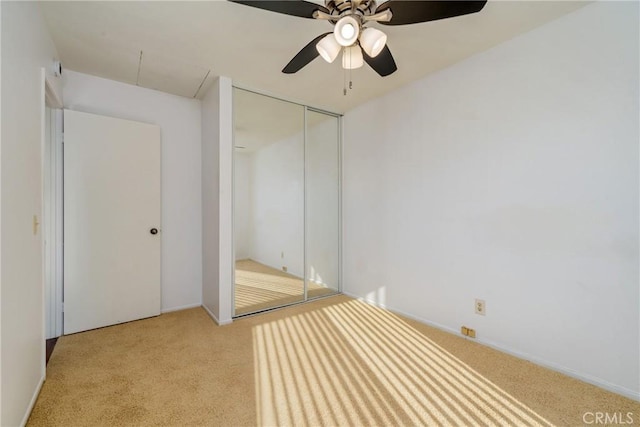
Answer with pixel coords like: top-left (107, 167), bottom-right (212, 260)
top-left (64, 109), bottom-right (161, 335)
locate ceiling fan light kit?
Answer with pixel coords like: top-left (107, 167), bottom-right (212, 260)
top-left (360, 27), bottom-right (387, 58)
top-left (230, 0), bottom-right (488, 78)
top-left (342, 45), bottom-right (364, 69)
top-left (334, 15), bottom-right (361, 46)
top-left (317, 34), bottom-right (342, 63)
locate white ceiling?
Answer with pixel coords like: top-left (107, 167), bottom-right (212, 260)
top-left (40, 1), bottom-right (588, 114)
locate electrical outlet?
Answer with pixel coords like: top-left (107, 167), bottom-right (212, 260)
top-left (281, 252), bottom-right (284, 258)
top-left (462, 325), bottom-right (477, 338)
top-left (475, 299), bottom-right (486, 316)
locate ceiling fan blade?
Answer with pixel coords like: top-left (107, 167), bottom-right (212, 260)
top-left (282, 32), bottom-right (331, 74)
top-left (228, 0), bottom-right (329, 19)
top-left (363, 45), bottom-right (397, 77)
top-left (375, 0), bottom-right (487, 26)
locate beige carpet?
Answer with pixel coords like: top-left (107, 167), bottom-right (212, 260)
top-left (29, 295), bottom-right (639, 426)
top-left (235, 259), bottom-right (336, 316)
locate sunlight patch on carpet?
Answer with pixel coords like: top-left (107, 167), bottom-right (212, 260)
top-left (252, 299), bottom-right (553, 426)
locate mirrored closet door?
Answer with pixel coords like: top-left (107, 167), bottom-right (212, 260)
top-left (305, 109), bottom-right (340, 297)
top-left (233, 88), bottom-right (340, 317)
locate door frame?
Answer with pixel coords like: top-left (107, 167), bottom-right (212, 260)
top-left (42, 69), bottom-right (64, 339)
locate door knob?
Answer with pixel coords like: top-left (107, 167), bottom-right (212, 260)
top-left (150, 228), bottom-right (159, 235)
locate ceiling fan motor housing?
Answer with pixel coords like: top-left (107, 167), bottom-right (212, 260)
top-left (325, 0), bottom-right (377, 23)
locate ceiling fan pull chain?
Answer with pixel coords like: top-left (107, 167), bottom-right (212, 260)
top-left (343, 65), bottom-right (347, 96)
top-left (343, 48), bottom-right (348, 95)
top-left (349, 49), bottom-right (353, 91)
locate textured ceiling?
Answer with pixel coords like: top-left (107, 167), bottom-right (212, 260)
top-left (40, 1), bottom-right (588, 114)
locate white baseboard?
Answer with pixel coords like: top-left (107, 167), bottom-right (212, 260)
top-left (161, 302), bottom-right (202, 314)
top-left (342, 292), bottom-right (640, 402)
top-left (202, 304), bottom-right (233, 326)
top-left (20, 375), bottom-right (45, 427)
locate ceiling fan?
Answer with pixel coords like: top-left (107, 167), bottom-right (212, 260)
top-left (229, 0), bottom-right (487, 77)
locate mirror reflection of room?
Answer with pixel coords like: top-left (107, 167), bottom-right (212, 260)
top-left (233, 88), bottom-right (340, 316)
top-left (234, 89), bottom-right (305, 316)
top-left (305, 109), bottom-right (340, 298)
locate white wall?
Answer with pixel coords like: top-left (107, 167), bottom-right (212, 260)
top-left (1, 2), bottom-right (59, 425)
top-left (202, 76), bottom-right (233, 324)
top-left (343, 1), bottom-right (639, 399)
top-left (202, 79), bottom-right (220, 321)
top-left (250, 134), bottom-right (305, 277)
top-left (63, 71), bottom-right (202, 312)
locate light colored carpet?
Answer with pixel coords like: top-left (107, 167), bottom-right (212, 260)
top-left (28, 295), bottom-right (639, 426)
top-left (235, 259), bottom-right (336, 316)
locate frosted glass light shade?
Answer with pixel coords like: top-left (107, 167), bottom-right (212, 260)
top-left (360, 27), bottom-right (387, 58)
top-left (342, 45), bottom-right (364, 69)
top-left (316, 34), bottom-right (341, 63)
top-left (334, 15), bottom-right (360, 47)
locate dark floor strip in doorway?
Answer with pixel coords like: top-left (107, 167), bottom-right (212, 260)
top-left (46, 337), bottom-right (58, 365)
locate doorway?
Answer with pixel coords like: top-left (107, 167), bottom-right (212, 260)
top-left (232, 88), bottom-right (341, 316)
